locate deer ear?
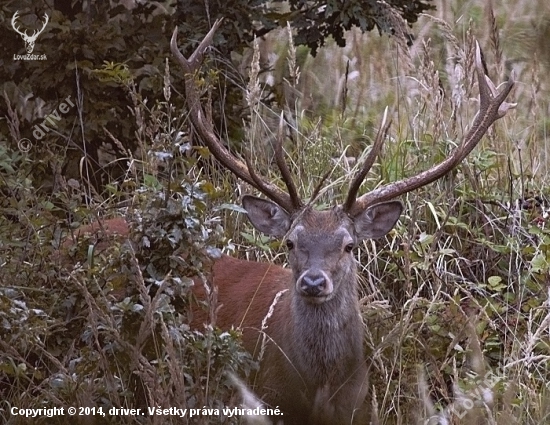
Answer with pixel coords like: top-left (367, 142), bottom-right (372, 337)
top-left (242, 195), bottom-right (291, 238)
top-left (353, 200), bottom-right (403, 240)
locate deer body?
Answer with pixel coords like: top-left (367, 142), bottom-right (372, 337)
top-left (193, 201), bottom-right (402, 424)
top-left (204, 254), bottom-right (366, 424)
top-left (63, 207), bottom-right (383, 423)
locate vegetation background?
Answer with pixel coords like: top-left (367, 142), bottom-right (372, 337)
top-left (0, 0), bottom-right (549, 424)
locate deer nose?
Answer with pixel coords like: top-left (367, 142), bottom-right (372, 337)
top-left (301, 272), bottom-right (327, 296)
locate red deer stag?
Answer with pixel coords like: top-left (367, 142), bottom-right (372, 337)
top-left (66, 21), bottom-right (514, 425)
top-left (169, 19), bottom-right (515, 425)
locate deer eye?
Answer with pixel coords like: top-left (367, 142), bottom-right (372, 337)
top-left (285, 240), bottom-right (294, 250)
top-left (344, 243), bottom-right (354, 253)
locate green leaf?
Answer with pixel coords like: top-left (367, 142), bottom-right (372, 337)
top-left (531, 252), bottom-right (549, 274)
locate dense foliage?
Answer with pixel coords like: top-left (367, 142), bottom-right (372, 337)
top-left (0, 82), bottom-right (257, 423)
top-left (0, 0), bottom-right (432, 195)
top-left (1, 0), bottom-right (550, 423)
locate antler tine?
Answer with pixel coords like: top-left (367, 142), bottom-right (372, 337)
top-left (171, 19), bottom-right (222, 75)
top-left (170, 21), bottom-right (298, 214)
top-left (275, 112), bottom-right (302, 209)
top-left (243, 153), bottom-right (287, 204)
top-left (348, 41), bottom-right (516, 216)
top-left (309, 168), bottom-right (333, 205)
top-left (343, 107), bottom-right (391, 213)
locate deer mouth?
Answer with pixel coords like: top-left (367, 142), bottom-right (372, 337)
top-left (301, 293), bottom-right (330, 304)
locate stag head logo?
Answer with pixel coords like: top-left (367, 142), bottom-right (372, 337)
top-left (11, 11), bottom-right (49, 54)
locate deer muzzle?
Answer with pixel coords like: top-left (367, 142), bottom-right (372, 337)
top-left (297, 270), bottom-right (333, 302)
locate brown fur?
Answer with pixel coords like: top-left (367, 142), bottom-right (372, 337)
top-left (192, 254), bottom-right (367, 425)
top-left (60, 216), bottom-right (370, 424)
top-left (58, 217), bottom-right (130, 256)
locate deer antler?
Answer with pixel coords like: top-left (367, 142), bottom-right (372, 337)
top-left (343, 107), bottom-right (391, 213)
top-left (170, 20), bottom-right (302, 213)
top-left (345, 41), bottom-right (515, 216)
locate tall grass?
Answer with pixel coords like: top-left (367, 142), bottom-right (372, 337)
top-left (235, 0), bottom-right (550, 423)
top-left (1, 0), bottom-right (549, 424)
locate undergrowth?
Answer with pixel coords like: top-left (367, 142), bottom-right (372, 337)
top-left (1, 0), bottom-right (550, 424)
top-left (0, 61), bottom-right (255, 424)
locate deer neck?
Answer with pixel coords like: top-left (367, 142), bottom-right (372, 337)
top-left (288, 267), bottom-right (363, 384)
